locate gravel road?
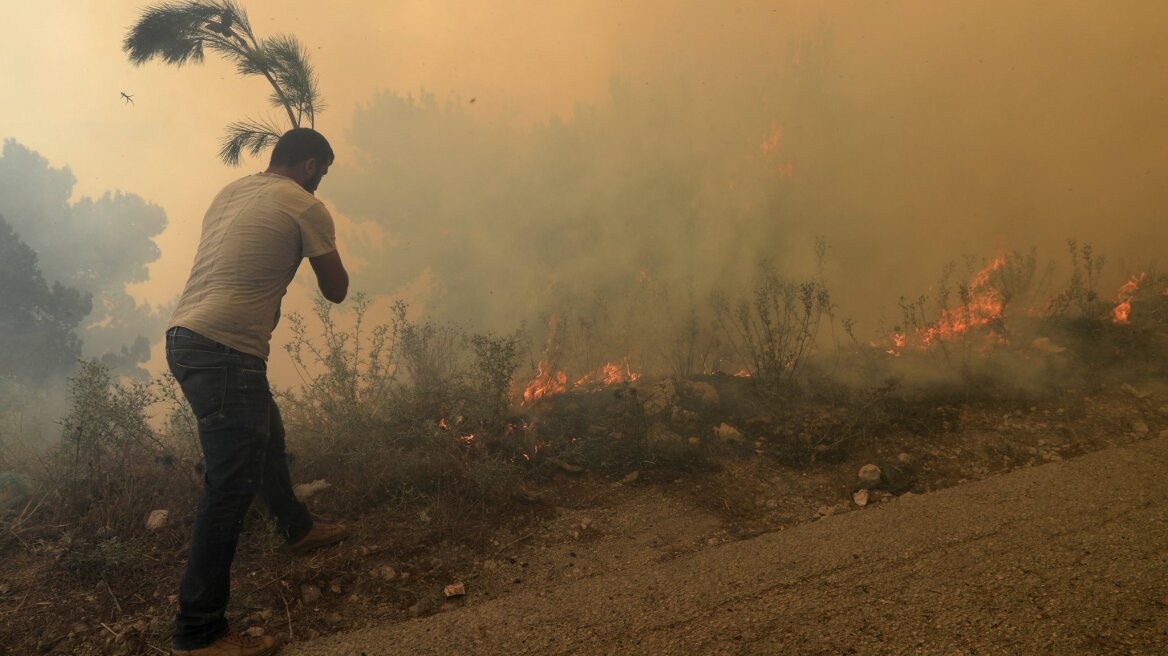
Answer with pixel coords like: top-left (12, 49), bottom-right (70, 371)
top-left (287, 436), bottom-right (1168, 655)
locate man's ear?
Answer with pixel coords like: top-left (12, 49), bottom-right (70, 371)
top-left (302, 157), bottom-right (319, 177)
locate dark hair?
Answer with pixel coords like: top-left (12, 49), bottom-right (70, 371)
top-left (269, 128), bottom-right (334, 167)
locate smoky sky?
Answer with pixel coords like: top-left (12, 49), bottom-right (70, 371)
top-left (324, 3), bottom-right (1168, 349)
top-left (2, 0), bottom-right (1166, 382)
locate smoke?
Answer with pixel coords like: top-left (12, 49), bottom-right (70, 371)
top-left (0, 140), bottom-right (170, 379)
top-left (323, 1), bottom-right (1168, 365)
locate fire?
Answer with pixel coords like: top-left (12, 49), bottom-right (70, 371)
top-left (734, 369), bottom-right (752, 378)
top-left (520, 359), bottom-right (641, 406)
top-left (1111, 272), bottom-right (1146, 324)
top-left (887, 255), bottom-right (1008, 355)
top-left (759, 124), bottom-right (783, 154)
top-left (575, 361), bottom-right (640, 386)
top-left (522, 361), bottom-right (568, 406)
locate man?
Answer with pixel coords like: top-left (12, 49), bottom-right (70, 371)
top-left (166, 128), bottom-right (350, 656)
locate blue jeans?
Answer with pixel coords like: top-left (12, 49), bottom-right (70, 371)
top-left (165, 327), bottom-right (312, 650)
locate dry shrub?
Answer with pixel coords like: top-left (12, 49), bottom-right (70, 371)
top-left (281, 295), bottom-right (528, 515)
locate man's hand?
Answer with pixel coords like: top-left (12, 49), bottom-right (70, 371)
top-left (309, 250), bottom-right (349, 303)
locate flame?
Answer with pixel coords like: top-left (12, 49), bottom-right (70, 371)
top-left (734, 369), bottom-right (752, 378)
top-left (438, 418), bottom-right (449, 431)
top-left (1111, 273), bottom-right (1146, 324)
top-left (575, 361), bottom-right (641, 386)
top-left (760, 124), bottom-right (783, 154)
top-left (521, 359), bottom-right (641, 406)
top-left (886, 255), bottom-right (1008, 355)
top-left (522, 361), bottom-right (568, 406)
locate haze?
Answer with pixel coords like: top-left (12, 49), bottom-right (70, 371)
top-left (3, 0), bottom-right (1166, 384)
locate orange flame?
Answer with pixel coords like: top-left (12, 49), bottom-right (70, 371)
top-left (522, 361), bottom-right (568, 406)
top-left (1111, 273), bottom-right (1146, 324)
top-left (887, 255), bottom-right (1008, 355)
top-left (760, 124), bottom-right (783, 154)
top-left (576, 361), bottom-right (641, 386)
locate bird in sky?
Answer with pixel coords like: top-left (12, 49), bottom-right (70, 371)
top-left (120, 91), bottom-right (134, 105)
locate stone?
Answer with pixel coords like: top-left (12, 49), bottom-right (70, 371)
top-left (852, 489), bottom-right (870, 507)
top-left (328, 580), bottom-right (343, 595)
top-left (688, 436), bottom-right (701, 445)
top-left (324, 613), bottom-right (343, 624)
top-left (642, 379), bottom-right (677, 417)
top-left (647, 424), bottom-right (685, 446)
top-left (244, 627), bottom-right (265, 638)
top-left (300, 584), bottom-right (321, 604)
top-left (858, 464), bottom-right (882, 488)
top-left (1121, 383), bottom-right (1152, 400)
top-left (145, 509), bottom-right (169, 531)
top-left (1132, 421), bottom-right (1150, 437)
top-left (689, 381), bottom-right (720, 406)
top-left (714, 423), bottom-right (745, 443)
top-left (375, 565), bottom-right (398, 582)
top-left (292, 479), bottom-right (331, 499)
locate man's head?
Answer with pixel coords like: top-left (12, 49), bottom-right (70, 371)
top-left (267, 128), bottom-right (334, 194)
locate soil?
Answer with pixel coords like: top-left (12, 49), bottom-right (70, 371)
top-left (2, 376), bottom-right (1166, 655)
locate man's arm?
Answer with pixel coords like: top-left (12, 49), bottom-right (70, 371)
top-left (309, 250), bottom-right (349, 303)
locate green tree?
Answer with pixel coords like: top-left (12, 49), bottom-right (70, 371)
top-left (0, 214), bottom-right (91, 383)
top-left (123, 0), bottom-right (324, 165)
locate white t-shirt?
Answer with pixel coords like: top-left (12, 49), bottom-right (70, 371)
top-left (169, 172), bottom-right (336, 360)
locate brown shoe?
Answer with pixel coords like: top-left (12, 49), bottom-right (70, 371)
top-left (172, 633), bottom-right (280, 655)
top-left (287, 521), bottom-right (350, 556)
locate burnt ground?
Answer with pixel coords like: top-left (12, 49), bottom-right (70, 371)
top-left (2, 373), bottom-right (1167, 655)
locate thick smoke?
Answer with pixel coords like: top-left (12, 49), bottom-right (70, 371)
top-left (0, 140), bottom-right (169, 379)
top-left (322, 5), bottom-right (1167, 364)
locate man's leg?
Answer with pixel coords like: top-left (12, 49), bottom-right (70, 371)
top-left (168, 334), bottom-right (272, 650)
top-left (257, 397), bottom-right (312, 544)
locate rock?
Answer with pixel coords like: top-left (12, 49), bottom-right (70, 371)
top-left (145, 509), bottom-right (169, 531)
top-left (816, 503), bottom-right (847, 517)
top-left (1121, 383), bottom-right (1152, 400)
top-left (1132, 421), bottom-right (1150, 436)
top-left (375, 565), bottom-right (398, 582)
top-left (688, 381), bottom-right (720, 406)
top-left (328, 579), bottom-right (343, 595)
top-left (300, 584), bottom-right (321, 604)
top-left (896, 452), bottom-right (913, 464)
top-left (857, 464), bottom-right (882, 488)
top-left (688, 436), bottom-right (701, 445)
top-left (293, 479), bottom-right (331, 499)
top-left (1031, 337), bottom-right (1066, 353)
top-left (745, 415), bottom-right (774, 430)
top-left (852, 489), bottom-right (870, 507)
top-left (620, 470), bottom-right (639, 484)
top-left (244, 626), bottom-right (265, 638)
top-left (647, 424), bottom-right (685, 446)
top-left (642, 379), bottom-right (677, 417)
top-left (714, 423), bottom-right (745, 443)
top-left (670, 406), bottom-right (699, 423)
top-left (324, 613), bottom-right (343, 624)
top-left (444, 582), bottom-right (466, 598)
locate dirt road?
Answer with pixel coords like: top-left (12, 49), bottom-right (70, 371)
top-left (287, 436), bottom-right (1168, 655)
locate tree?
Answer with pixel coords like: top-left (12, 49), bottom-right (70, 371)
top-left (0, 140), bottom-right (168, 380)
top-left (0, 214), bottom-right (91, 383)
top-left (123, 0), bottom-right (324, 165)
